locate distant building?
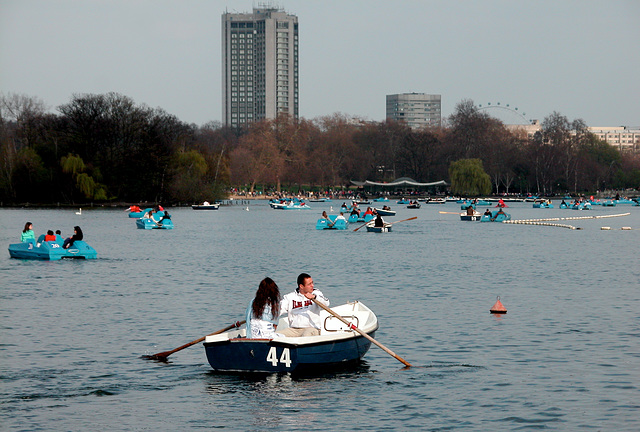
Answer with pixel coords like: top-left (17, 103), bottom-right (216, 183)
top-left (386, 93), bottom-right (441, 129)
top-left (588, 126), bottom-right (640, 152)
top-left (222, 7), bottom-right (298, 128)
top-left (507, 121), bottom-right (640, 152)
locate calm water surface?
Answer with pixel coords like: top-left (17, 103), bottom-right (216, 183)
top-left (1, 201), bottom-right (639, 431)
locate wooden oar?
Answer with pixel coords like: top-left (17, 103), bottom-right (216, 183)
top-left (388, 216), bottom-right (417, 226)
top-left (312, 298), bottom-right (412, 367)
top-left (439, 211), bottom-right (462, 215)
top-left (142, 320), bottom-right (245, 361)
top-left (353, 221), bottom-right (371, 232)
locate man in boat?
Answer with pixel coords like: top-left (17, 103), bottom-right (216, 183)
top-left (278, 273), bottom-right (330, 337)
top-left (491, 207), bottom-right (506, 221)
top-left (466, 205), bottom-right (475, 216)
top-left (374, 213), bottom-right (385, 227)
top-left (484, 208), bottom-right (492, 216)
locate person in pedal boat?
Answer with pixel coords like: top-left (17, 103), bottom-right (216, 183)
top-left (245, 277), bottom-right (281, 339)
top-left (21, 222), bottom-right (36, 242)
top-left (278, 273), bottom-right (330, 337)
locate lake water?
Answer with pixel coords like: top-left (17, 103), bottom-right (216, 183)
top-left (1, 200), bottom-right (639, 431)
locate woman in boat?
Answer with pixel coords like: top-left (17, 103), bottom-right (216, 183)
top-left (63, 226), bottom-right (84, 249)
top-left (245, 277), bottom-right (281, 339)
top-left (21, 222), bottom-right (36, 242)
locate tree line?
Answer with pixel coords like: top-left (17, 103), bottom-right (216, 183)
top-left (1, 92), bottom-right (638, 205)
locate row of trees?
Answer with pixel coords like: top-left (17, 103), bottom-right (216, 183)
top-left (1, 92), bottom-right (638, 205)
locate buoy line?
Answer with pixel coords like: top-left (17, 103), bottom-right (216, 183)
top-left (505, 212), bottom-right (630, 224)
top-left (502, 220), bottom-right (577, 229)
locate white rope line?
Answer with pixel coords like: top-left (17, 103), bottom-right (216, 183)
top-left (504, 212), bottom-right (630, 223)
top-left (502, 220), bottom-right (578, 229)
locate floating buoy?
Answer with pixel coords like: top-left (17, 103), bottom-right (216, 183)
top-left (621, 227), bottom-right (631, 230)
top-left (490, 296), bottom-right (507, 314)
top-left (601, 226), bottom-right (611, 230)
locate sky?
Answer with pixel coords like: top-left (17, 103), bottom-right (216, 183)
top-left (1, 0), bottom-right (639, 127)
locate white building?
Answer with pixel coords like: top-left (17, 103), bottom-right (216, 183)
top-left (507, 121), bottom-right (640, 152)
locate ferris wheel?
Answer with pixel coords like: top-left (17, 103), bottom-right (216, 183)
top-left (475, 102), bottom-right (532, 125)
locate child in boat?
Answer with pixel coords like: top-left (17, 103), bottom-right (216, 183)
top-left (44, 230), bottom-right (56, 241)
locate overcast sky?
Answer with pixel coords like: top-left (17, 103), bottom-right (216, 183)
top-left (1, 0), bottom-right (638, 127)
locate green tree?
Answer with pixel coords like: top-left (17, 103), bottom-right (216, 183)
top-left (61, 153), bottom-right (108, 201)
top-left (448, 158), bottom-right (491, 196)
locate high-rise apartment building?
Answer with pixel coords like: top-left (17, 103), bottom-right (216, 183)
top-left (386, 93), bottom-right (442, 129)
top-left (222, 7), bottom-right (298, 128)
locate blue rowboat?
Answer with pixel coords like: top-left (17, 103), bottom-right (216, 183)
top-left (136, 212), bottom-right (174, 229)
top-left (460, 213), bottom-right (481, 221)
top-left (373, 208), bottom-right (396, 216)
top-left (396, 199), bottom-right (411, 204)
top-left (203, 301), bottom-right (378, 373)
top-left (8, 237), bottom-right (97, 260)
top-left (481, 210), bottom-right (511, 222)
top-left (366, 223), bottom-right (392, 233)
top-left (533, 201), bottom-right (554, 208)
top-left (316, 215), bottom-right (348, 230)
top-left (373, 197), bottom-right (389, 202)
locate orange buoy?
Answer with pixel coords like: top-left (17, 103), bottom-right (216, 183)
top-left (490, 296), bottom-right (507, 314)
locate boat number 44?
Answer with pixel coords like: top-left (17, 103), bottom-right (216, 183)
top-left (266, 347), bottom-right (292, 368)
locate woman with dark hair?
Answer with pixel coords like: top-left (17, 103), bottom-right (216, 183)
top-left (245, 277), bottom-right (281, 339)
top-left (63, 226), bottom-right (84, 249)
top-left (21, 222), bottom-right (36, 242)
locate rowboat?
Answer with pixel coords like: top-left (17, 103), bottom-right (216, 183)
top-left (8, 238), bottom-right (97, 260)
top-left (316, 215), bottom-right (348, 230)
top-left (480, 210), bottom-right (511, 222)
top-left (533, 201), bottom-right (554, 208)
top-left (192, 202), bottom-right (220, 210)
top-left (271, 201), bottom-right (311, 210)
top-left (366, 223), bottom-right (392, 233)
top-left (373, 207), bottom-right (396, 216)
top-left (372, 197), bottom-right (389, 202)
top-left (460, 212), bottom-right (481, 221)
top-left (407, 203), bottom-right (421, 209)
top-left (203, 301), bottom-right (378, 373)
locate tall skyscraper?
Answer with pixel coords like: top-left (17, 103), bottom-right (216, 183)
top-left (222, 7), bottom-right (298, 128)
top-left (386, 93), bottom-right (442, 129)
